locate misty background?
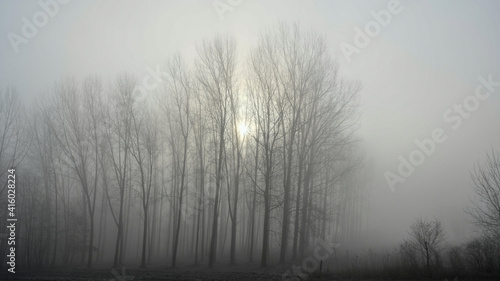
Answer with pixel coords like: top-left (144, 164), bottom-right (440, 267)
top-left (1, 0), bottom-right (500, 266)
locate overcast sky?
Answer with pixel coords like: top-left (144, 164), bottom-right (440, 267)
top-left (1, 0), bottom-right (499, 249)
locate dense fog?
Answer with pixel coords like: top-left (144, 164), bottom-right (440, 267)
top-left (1, 1), bottom-right (500, 280)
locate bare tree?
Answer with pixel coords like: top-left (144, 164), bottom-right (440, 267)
top-left (160, 54), bottom-right (193, 268)
top-left (464, 234), bottom-right (499, 273)
top-left (190, 84), bottom-right (209, 265)
top-left (0, 88), bottom-right (28, 197)
top-left (246, 128), bottom-right (259, 263)
top-left (49, 77), bottom-right (104, 268)
top-left (30, 102), bottom-right (64, 266)
top-left (247, 33), bottom-right (284, 267)
top-left (195, 35), bottom-right (237, 268)
top-left (130, 106), bottom-right (160, 268)
top-left (226, 58), bottom-right (244, 266)
top-left (466, 150), bottom-right (500, 242)
top-left (406, 217), bottom-right (445, 276)
top-left (103, 74), bottom-right (136, 267)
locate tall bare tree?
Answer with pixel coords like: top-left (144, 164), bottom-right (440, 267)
top-left (30, 103), bottom-right (64, 266)
top-left (49, 77), bottom-right (104, 267)
top-left (195, 35), bottom-right (237, 268)
top-left (130, 106), bottom-right (160, 268)
top-left (247, 33), bottom-right (284, 266)
top-left (161, 54), bottom-right (192, 267)
top-left (103, 74), bottom-right (136, 267)
top-left (190, 85), bottom-right (209, 265)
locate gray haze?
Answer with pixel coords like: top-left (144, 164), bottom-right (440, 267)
top-left (2, 0), bottom-right (500, 251)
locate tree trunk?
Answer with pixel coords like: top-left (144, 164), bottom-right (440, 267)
top-left (249, 132), bottom-right (259, 262)
top-left (208, 124), bottom-right (225, 268)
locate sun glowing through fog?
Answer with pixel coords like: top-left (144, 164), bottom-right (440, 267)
top-left (238, 122), bottom-right (249, 138)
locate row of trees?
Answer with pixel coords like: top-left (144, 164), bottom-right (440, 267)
top-left (0, 24), bottom-right (364, 270)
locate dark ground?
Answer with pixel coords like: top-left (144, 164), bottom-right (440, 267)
top-left (1, 265), bottom-right (498, 280)
top-left (0, 264), bottom-right (286, 280)
top-left (0, 269), bottom-right (281, 280)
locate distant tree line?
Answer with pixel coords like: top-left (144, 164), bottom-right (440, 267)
top-left (326, 151), bottom-right (500, 279)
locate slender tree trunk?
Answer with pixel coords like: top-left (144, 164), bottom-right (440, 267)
top-left (261, 175), bottom-right (271, 268)
top-left (292, 156), bottom-right (304, 259)
top-left (249, 132), bottom-right (259, 262)
top-left (51, 171), bottom-right (58, 266)
top-left (141, 207), bottom-right (148, 267)
top-left (280, 127), bottom-right (296, 263)
top-left (172, 134), bottom-right (188, 267)
top-left (209, 125), bottom-right (225, 268)
top-left (87, 211), bottom-right (95, 268)
top-left (149, 180), bottom-right (158, 263)
top-left (201, 182), bottom-right (206, 261)
top-left (113, 188), bottom-right (124, 267)
top-left (299, 162), bottom-right (312, 257)
top-left (230, 154), bottom-right (240, 265)
top-left (81, 190), bottom-right (88, 265)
